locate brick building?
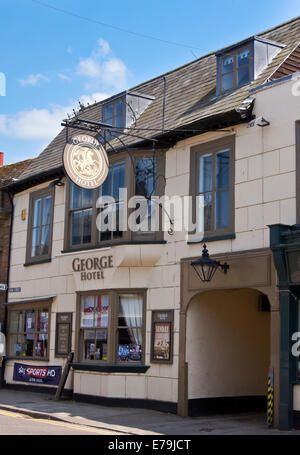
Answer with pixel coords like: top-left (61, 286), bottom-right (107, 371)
top-left (0, 157), bottom-right (33, 328)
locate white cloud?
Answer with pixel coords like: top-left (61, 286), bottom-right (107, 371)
top-left (0, 104), bottom-right (73, 140)
top-left (77, 57), bottom-right (101, 78)
top-left (79, 92), bottom-right (110, 105)
top-left (0, 92), bottom-right (111, 141)
top-left (101, 58), bottom-right (127, 91)
top-left (19, 73), bottom-right (50, 86)
top-left (95, 38), bottom-right (110, 57)
top-left (76, 37), bottom-right (128, 91)
top-left (57, 73), bottom-right (71, 81)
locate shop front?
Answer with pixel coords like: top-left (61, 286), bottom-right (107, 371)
top-left (4, 232), bottom-right (180, 412)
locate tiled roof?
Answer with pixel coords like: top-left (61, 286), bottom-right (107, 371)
top-left (269, 43), bottom-right (300, 80)
top-left (0, 158), bottom-right (34, 189)
top-left (19, 16), bottom-right (300, 183)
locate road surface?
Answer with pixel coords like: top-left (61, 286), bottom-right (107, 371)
top-left (0, 408), bottom-right (128, 435)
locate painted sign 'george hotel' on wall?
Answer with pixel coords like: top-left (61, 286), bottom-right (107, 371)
top-left (3, 16), bottom-right (300, 431)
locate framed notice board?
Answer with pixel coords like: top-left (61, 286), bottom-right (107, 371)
top-left (151, 310), bottom-right (174, 364)
top-left (55, 313), bottom-right (72, 357)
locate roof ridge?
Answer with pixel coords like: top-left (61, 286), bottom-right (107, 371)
top-left (258, 15), bottom-right (300, 38)
top-left (0, 157), bottom-right (34, 170)
top-left (80, 16), bottom-right (300, 113)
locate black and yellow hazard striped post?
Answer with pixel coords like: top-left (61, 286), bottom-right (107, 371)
top-left (267, 371), bottom-right (274, 426)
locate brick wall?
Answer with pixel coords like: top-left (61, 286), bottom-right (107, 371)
top-left (0, 192), bottom-right (11, 324)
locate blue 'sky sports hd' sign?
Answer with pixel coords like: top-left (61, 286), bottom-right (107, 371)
top-left (13, 363), bottom-right (62, 385)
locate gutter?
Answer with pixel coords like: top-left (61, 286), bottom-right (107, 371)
top-left (6, 166), bottom-right (64, 195)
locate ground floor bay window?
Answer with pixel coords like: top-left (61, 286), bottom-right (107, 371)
top-left (77, 290), bottom-right (145, 364)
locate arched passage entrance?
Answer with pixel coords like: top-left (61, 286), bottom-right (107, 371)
top-left (178, 248), bottom-right (280, 425)
top-left (186, 288), bottom-right (270, 415)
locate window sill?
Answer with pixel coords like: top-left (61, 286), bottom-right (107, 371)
top-left (62, 240), bottom-right (166, 254)
top-left (70, 362), bottom-right (150, 374)
top-left (187, 233), bottom-right (236, 244)
top-left (24, 258), bottom-right (51, 267)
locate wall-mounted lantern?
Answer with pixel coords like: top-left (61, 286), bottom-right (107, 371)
top-left (191, 244), bottom-right (229, 283)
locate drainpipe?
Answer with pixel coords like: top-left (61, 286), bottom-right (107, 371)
top-left (0, 190), bottom-right (14, 388)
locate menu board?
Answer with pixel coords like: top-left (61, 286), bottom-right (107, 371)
top-left (55, 313), bottom-right (72, 357)
top-left (151, 310), bottom-right (174, 364)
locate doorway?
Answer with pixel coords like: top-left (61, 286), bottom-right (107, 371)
top-left (186, 288), bottom-right (270, 416)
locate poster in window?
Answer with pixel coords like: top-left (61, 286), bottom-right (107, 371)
top-left (153, 322), bottom-right (171, 361)
top-left (151, 310), bottom-right (173, 364)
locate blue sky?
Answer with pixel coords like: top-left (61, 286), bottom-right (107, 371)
top-left (0, 0), bottom-right (299, 165)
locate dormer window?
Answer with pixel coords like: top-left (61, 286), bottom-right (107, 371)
top-left (221, 47), bottom-right (251, 92)
top-left (101, 91), bottom-right (155, 134)
top-left (216, 36), bottom-right (285, 96)
top-left (103, 98), bottom-right (124, 128)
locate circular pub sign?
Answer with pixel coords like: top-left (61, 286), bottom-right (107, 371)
top-left (63, 134), bottom-right (109, 189)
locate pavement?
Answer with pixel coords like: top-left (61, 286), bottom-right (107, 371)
top-left (0, 388), bottom-right (299, 435)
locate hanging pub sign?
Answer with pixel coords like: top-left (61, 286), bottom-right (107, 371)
top-left (63, 134), bottom-right (109, 189)
top-left (13, 363), bottom-right (62, 385)
top-left (151, 310), bottom-right (174, 364)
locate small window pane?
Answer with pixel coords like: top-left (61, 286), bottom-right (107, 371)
top-left (83, 330), bottom-right (96, 360)
top-left (10, 311), bottom-right (24, 333)
top-left (115, 115), bottom-right (123, 128)
top-left (115, 99), bottom-right (123, 117)
top-left (237, 66), bottom-right (250, 86)
top-left (24, 310), bottom-right (35, 333)
top-left (203, 192), bottom-right (212, 232)
top-left (113, 162), bottom-right (125, 200)
top-left (37, 310), bottom-right (49, 333)
top-left (70, 184), bottom-right (81, 209)
top-left (41, 226), bottom-right (50, 255)
top-left (71, 211), bottom-right (82, 245)
top-left (104, 103), bottom-right (113, 121)
top-left (23, 337), bottom-right (34, 357)
top-left (100, 168), bottom-right (112, 197)
top-left (42, 196), bottom-right (52, 225)
top-left (35, 337), bottom-right (47, 358)
top-left (82, 188), bottom-right (93, 207)
top-left (222, 72), bottom-right (234, 91)
top-left (80, 296), bottom-right (95, 328)
top-left (95, 295), bottom-right (109, 328)
top-left (33, 199), bottom-right (42, 227)
top-left (118, 295), bottom-right (143, 326)
top-left (215, 189), bottom-right (230, 230)
top-left (199, 154), bottom-right (212, 193)
top-left (9, 334), bottom-right (23, 357)
top-left (113, 202), bottom-right (124, 239)
top-left (136, 159), bottom-right (155, 197)
top-left (222, 55), bottom-right (234, 74)
top-left (118, 328), bottom-right (142, 362)
top-left (237, 48), bottom-right (250, 68)
top-left (82, 209), bottom-right (92, 243)
top-left (95, 329), bottom-right (108, 360)
top-left (216, 150), bottom-right (230, 189)
top-left (118, 294), bottom-right (143, 362)
top-left (31, 228), bottom-right (40, 257)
